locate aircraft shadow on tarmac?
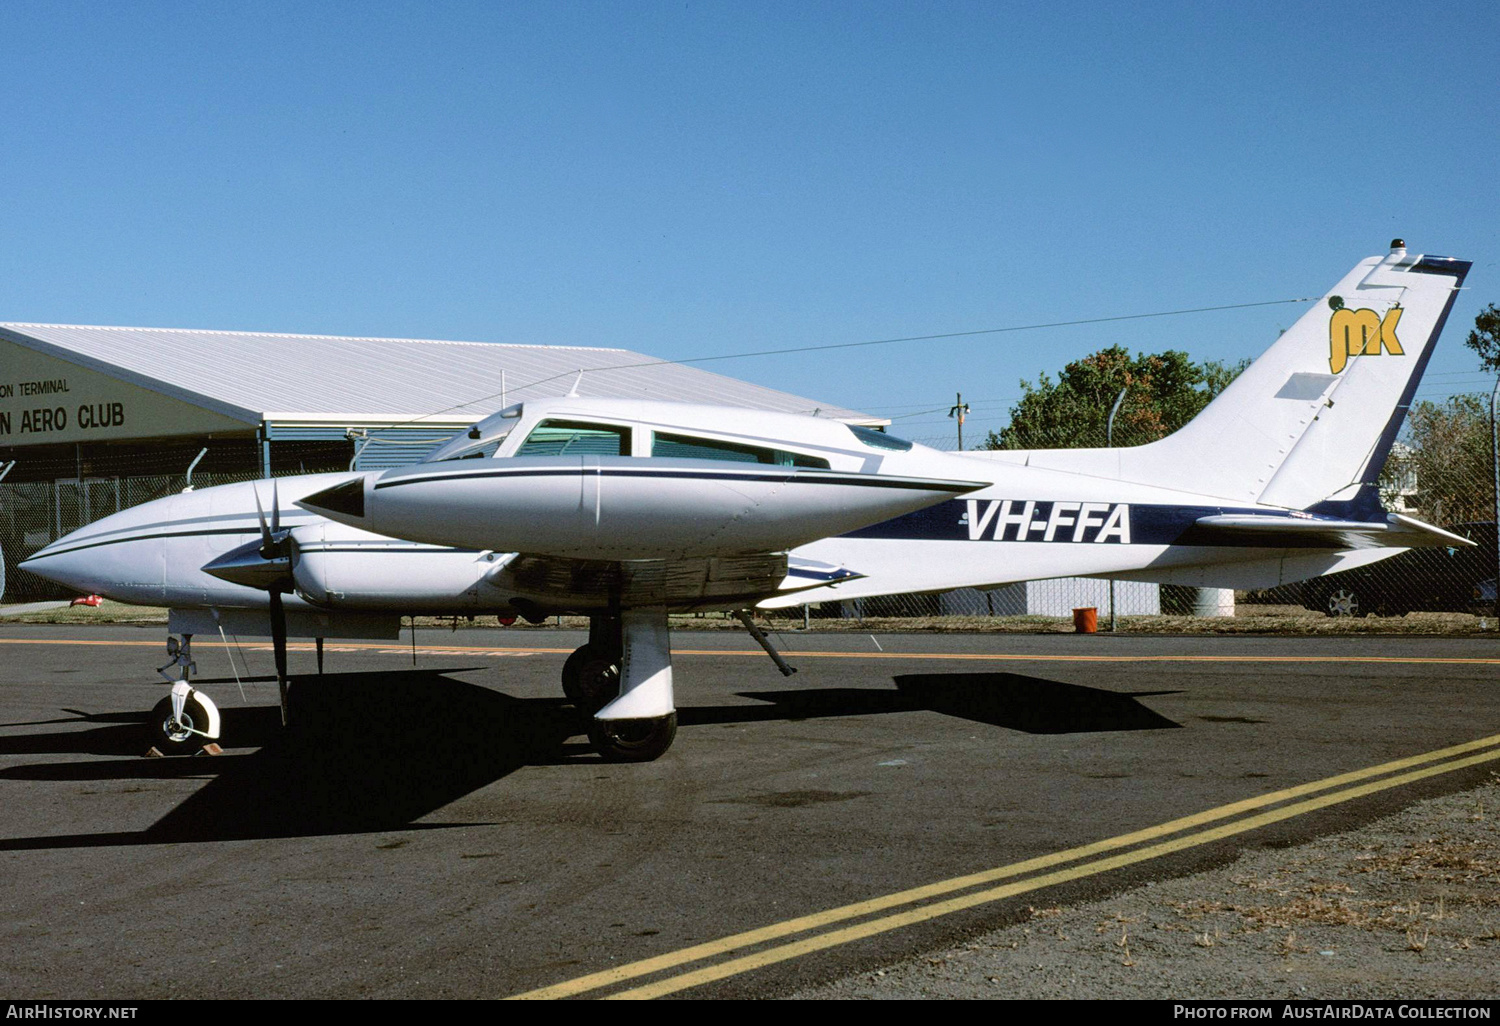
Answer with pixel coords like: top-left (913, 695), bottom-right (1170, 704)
top-left (0, 669), bottom-right (1179, 851)
top-left (0, 669), bottom-right (583, 851)
top-left (714, 672), bottom-right (1183, 735)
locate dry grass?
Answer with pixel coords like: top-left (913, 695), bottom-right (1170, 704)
top-left (1152, 777), bottom-right (1500, 971)
top-left (1347, 837), bottom-right (1496, 889)
top-left (0, 600), bottom-right (172, 624)
top-left (3, 602), bottom-right (1496, 636)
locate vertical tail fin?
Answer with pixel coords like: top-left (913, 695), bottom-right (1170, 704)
top-left (1118, 242), bottom-right (1470, 513)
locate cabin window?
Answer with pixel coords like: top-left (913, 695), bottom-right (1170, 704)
top-left (651, 431), bottom-right (830, 469)
top-left (515, 420), bottom-right (631, 457)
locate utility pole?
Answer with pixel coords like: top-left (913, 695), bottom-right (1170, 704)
top-left (1492, 377), bottom-right (1499, 621)
top-left (948, 393), bottom-right (970, 451)
top-left (1106, 387), bottom-right (1127, 631)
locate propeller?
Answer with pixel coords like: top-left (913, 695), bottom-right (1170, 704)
top-left (269, 589), bottom-right (290, 727)
top-left (199, 481), bottom-right (305, 725)
top-left (253, 482), bottom-right (293, 726)
top-left (252, 480), bottom-right (289, 558)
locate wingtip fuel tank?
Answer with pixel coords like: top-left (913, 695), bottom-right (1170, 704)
top-left (299, 456), bottom-right (987, 560)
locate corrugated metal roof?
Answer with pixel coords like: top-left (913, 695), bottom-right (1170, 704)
top-left (0, 323), bottom-right (880, 425)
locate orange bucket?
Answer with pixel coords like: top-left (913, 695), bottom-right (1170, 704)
top-left (1072, 607), bottom-right (1098, 633)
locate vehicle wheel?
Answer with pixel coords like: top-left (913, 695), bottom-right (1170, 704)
top-left (561, 644), bottom-right (620, 714)
top-left (147, 695), bottom-right (212, 755)
top-left (587, 712), bottom-right (677, 763)
top-left (1325, 588), bottom-right (1366, 618)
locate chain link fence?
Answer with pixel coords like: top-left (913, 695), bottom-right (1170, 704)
top-left (3, 407), bottom-right (1497, 626)
top-left (873, 397), bottom-right (1499, 625)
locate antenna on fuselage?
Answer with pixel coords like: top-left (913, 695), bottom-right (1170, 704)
top-left (181, 448), bottom-right (208, 493)
top-left (567, 369), bottom-right (584, 397)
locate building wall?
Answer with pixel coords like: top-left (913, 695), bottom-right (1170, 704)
top-left (942, 580), bottom-right (1161, 617)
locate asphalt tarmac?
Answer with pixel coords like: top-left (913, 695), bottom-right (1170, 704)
top-left (1, 624), bottom-right (1496, 1000)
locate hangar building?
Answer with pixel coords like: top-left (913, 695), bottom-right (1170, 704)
top-left (0, 323), bottom-right (877, 601)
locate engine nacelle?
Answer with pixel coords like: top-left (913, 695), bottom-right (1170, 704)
top-left (290, 521), bottom-right (508, 613)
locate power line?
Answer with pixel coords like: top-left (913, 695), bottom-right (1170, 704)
top-left (389, 294), bottom-right (1319, 428)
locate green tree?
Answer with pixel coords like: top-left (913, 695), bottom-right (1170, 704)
top-left (1465, 303), bottom-right (1500, 373)
top-left (1382, 394), bottom-right (1493, 525)
top-left (980, 346), bottom-right (1247, 450)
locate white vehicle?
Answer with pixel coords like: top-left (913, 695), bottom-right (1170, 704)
top-left (21, 243), bottom-right (1473, 762)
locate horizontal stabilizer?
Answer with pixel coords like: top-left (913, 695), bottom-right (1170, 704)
top-left (780, 557), bottom-right (867, 593)
top-left (1191, 513), bottom-right (1475, 550)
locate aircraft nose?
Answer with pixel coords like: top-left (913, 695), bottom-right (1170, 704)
top-left (17, 543), bottom-right (95, 593)
top-left (18, 539), bottom-right (62, 574)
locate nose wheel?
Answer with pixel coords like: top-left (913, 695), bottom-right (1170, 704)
top-left (148, 690), bottom-right (219, 754)
top-left (147, 637), bottom-right (223, 755)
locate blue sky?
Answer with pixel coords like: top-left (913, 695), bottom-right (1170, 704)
top-left (3, 1), bottom-right (1496, 445)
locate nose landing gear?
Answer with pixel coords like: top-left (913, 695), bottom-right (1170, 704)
top-left (148, 635), bottom-right (222, 755)
top-left (148, 683), bottom-right (220, 754)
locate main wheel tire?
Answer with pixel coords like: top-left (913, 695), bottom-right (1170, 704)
top-left (561, 644), bottom-right (620, 714)
top-left (587, 712), bottom-right (677, 763)
top-left (147, 695), bottom-right (212, 755)
top-left (1325, 587), bottom-right (1366, 618)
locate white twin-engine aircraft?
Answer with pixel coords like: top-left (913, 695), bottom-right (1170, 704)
top-left (19, 243), bottom-right (1473, 762)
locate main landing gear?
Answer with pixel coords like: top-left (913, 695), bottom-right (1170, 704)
top-left (561, 609), bottom-right (677, 762)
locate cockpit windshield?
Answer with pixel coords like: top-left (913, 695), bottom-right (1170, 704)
top-left (424, 404), bottom-right (523, 462)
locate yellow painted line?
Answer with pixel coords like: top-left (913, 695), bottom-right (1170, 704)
top-left (610, 745), bottom-right (1500, 1000)
top-left (1, 637), bottom-right (1498, 665)
top-left (693, 651), bottom-right (1500, 664)
top-left (508, 731), bottom-right (1500, 1000)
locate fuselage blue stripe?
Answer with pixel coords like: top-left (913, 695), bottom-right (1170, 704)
top-left (840, 499), bottom-right (1356, 547)
top-left (26, 501), bottom-right (1367, 568)
top-left (373, 467), bottom-right (975, 493)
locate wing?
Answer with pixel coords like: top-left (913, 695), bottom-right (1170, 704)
top-left (489, 552), bottom-right (863, 614)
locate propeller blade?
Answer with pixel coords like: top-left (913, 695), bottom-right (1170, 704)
top-left (269, 589), bottom-right (290, 727)
top-left (252, 485), bottom-right (274, 555)
top-left (271, 480), bottom-right (281, 536)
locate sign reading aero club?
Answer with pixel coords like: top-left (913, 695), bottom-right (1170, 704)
top-left (0, 337), bottom-right (251, 445)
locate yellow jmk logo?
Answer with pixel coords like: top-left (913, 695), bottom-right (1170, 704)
top-left (1328, 306), bottom-right (1403, 374)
